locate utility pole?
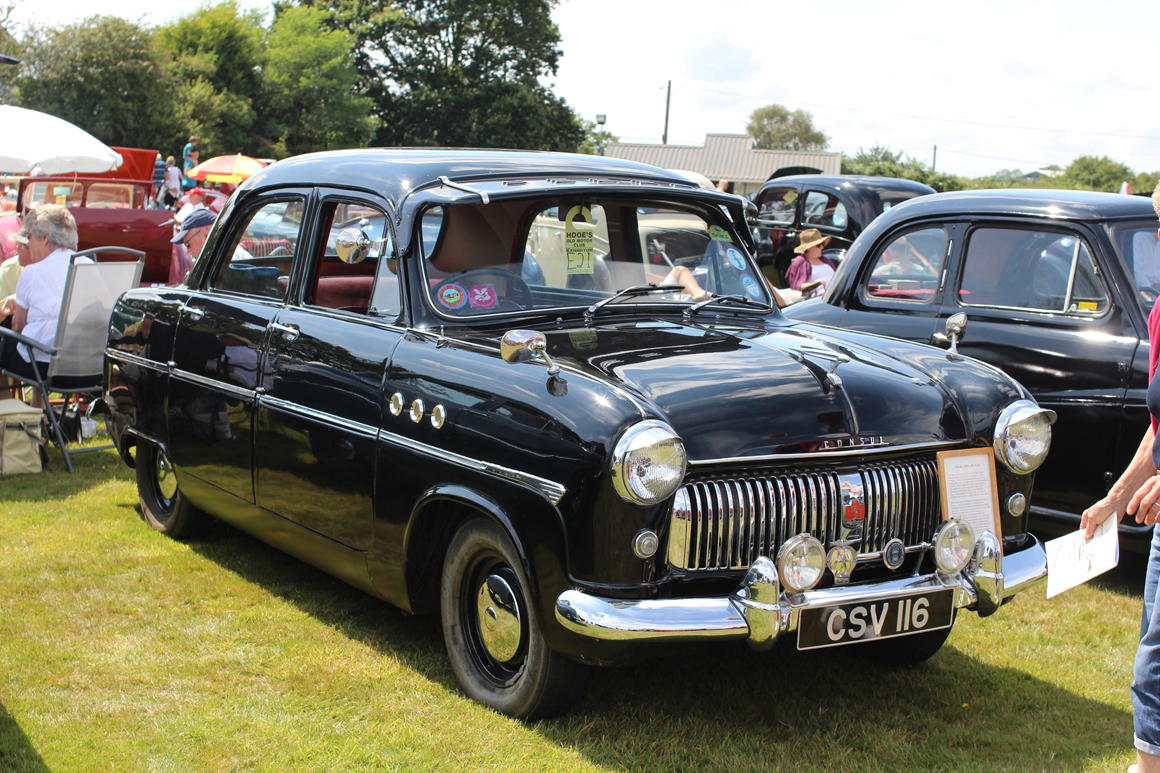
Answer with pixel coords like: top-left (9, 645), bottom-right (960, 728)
top-left (662, 80), bottom-right (671, 145)
top-left (932, 145), bottom-right (937, 173)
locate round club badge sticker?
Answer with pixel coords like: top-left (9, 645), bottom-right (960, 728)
top-left (742, 275), bottom-right (762, 300)
top-left (437, 283), bottom-right (467, 310)
top-left (727, 248), bottom-right (746, 271)
top-left (469, 284), bottom-right (498, 310)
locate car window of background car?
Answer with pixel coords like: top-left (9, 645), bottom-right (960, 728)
top-left (865, 227), bottom-right (946, 303)
top-left (1107, 221), bottom-right (1160, 311)
top-left (87, 183), bottom-right (137, 209)
top-left (755, 188), bottom-right (797, 224)
top-left (25, 181), bottom-right (83, 209)
top-left (958, 227), bottom-right (1108, 314)
top-left (212, 198), bottom-right (302, 300)
top-left (304, 200), bottom-right (397, 318)
top-left (802, 191), bottom-right (847, 230)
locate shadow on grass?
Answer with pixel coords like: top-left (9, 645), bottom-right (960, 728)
top-left (189, 522), bottom-right (1131, 773)
top-left (0, 446), bottom-right (131, 504)
top-left (0, 701), bottom-right (51, 773)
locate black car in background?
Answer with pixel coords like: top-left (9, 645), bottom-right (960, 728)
top-left (101, 150), bottom-right (1053, 719)
top-left (752, 175), bottom-right (935, 285)
top-left (784, 189), bottom-right (1160, 547)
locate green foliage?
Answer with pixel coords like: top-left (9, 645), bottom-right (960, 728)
top-left (746, 103), bottom-right (828, 151)
top-left (306, 0), bottom-right (586, 151)
top-left (1058, 155), bottom-right (1133, 192)
top-left (578, 120), bottom-right (618, 155)
top-left (263, 5), bottom-right (377, 156)
top-left (841, 145), bottom-right (965, 192)
top-left (157, 1), bottom-right (267, 156)
top-left (4, 16), bottom-right (182, 150)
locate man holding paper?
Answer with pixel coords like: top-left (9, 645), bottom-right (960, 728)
top-left (1081, 182), bottom-right (1160, 773)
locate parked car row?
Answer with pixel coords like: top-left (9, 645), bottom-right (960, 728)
top-left (101, 149), bottom-right (1053, 718)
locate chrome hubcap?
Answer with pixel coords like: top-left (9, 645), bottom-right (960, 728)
top-left (475, 573), bottom-right (522, 662)
top-left (156, 451), bottom-right (178, 503)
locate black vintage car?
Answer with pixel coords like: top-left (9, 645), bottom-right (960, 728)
top-left (752, 175), bottom-right (935, 285)
top-left (784, 189), bottom-right (1160, 548)
top-left (101, 150), bottom-right (1053, 719)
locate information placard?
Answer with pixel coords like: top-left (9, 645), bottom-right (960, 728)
top-left (937, 448), bottom-right (1003, 540)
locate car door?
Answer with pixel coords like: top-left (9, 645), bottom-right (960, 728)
top-left (168, 194), bottom-right (307, 502)
top-left (826, 223), bottom-right (959, 345)
top-left (936, 221), bottom-right (1139, 518)
top-left (254, 193), bottom-right (404, 550)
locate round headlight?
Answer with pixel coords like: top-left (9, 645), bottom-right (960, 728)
top-left (610, 420), bottom-right (687, 505)
top-left (993, 399), bottom-right (1056, 474)
top-left (777, 534), bottom-right (826, 593)
top-left (933, 519), bottom-right (975, 574)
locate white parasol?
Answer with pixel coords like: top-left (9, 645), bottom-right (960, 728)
top-left (0, 105), bottom-right (123, 175)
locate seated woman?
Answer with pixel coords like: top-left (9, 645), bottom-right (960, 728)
top-left (0, 205), bottom-right (92, 407)
top-left (785, 229), bottom-right (836, 297)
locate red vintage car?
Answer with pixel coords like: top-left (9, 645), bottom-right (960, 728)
top-left (16, 147), bottom-right (180, 285)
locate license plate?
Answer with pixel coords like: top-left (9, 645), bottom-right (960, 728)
top-left (796, 590), bottom-right (954, 650)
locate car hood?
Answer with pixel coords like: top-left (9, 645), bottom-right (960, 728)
top-left (535, 318), bottom-right (1012, 461)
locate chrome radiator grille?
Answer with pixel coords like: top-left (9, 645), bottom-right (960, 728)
top-left (667, 456), bottom-right (942, 572)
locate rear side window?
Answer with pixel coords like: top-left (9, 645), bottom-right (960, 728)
top-left (802, 190), bottom-right (847, 230)
top-left (958, 227), bottom-right (1108, 314)
top-left (865, 227), bottom-right (947, 304)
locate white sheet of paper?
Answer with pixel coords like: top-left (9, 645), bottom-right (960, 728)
top-left (1044, 517), bottom-right (1119, 598)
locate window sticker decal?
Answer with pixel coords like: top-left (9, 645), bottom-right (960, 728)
top-left (742, 275), bottom-right (762, 300)
top-left (709, 225), bottom-right (733, 243)
top-left (469, 284), bottom-right (498, 309)
top-left (437, 283), bottom-right (467, 309)
top-left (565, 205), bottom-right (594, 275)
top-left (727, 248), bottom-right (746, 270)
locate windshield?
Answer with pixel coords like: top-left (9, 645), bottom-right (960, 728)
top-left (420, 198), bottom-right (770, 317)
top-left (1107, 221), bottom-right (1160, 312)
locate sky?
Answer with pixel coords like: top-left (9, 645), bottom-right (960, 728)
top-left (10, 0), bottom-right (1160, 179)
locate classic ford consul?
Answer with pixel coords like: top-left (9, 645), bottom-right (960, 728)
top-left (101, 149), bottom-right (1053, 719)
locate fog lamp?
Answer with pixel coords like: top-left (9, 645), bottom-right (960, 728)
top-left (933, 519), bottom-right (976, 574)
top-left (777, 534), bottom-right (826, 593)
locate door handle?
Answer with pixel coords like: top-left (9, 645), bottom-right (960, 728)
top-left (270, 322), bottom-right (299, 342)
top-left (180, 303), bottom-right (204, 322)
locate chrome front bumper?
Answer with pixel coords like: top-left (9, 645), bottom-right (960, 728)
top-left (555, 534), bottom-right (1047, 649)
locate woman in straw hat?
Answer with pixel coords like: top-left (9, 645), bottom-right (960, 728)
top-left (785, 228), bottom-right (835, 297)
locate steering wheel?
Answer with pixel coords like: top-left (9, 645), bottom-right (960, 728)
top-left (432, 268), bottom-right (532, 315)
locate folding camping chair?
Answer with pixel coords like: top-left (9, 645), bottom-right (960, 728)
top-left (0, 246), bottom-right (144, 471)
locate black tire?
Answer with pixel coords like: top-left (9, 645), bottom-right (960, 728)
top-left (857, 617), bottom-right (954, 667)
top-left (440, 518), bottom-right (588, 719)
top-left (135, 442), bottom-right (210, 539)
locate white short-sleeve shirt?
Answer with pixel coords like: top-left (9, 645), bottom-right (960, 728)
top-left (13, 247), bottom-right (92, 362)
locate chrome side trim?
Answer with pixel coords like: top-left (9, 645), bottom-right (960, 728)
top-left (378, 429), bottom-right (566, 506)
top-left (687, 439), bottom-right (965, 467)
top-left (105, 349), bottom-right (169, 373)
top-left (170, 368), bottom-right (256, 401)
top-left (259, 395), bottom-right (379, 438)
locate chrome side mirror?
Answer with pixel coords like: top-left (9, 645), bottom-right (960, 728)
top-left (335, 227), bottom-right (371, 264)
top-left (501, 329), bottom-right (561, 376)
top-left (934, 312), bottom-right (967, 355)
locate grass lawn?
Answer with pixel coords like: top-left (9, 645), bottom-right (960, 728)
top-left (0, 446), bottom-right (1147, 772)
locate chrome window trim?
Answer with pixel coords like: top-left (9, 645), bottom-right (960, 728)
top-left (687, 439), bottom-right (964, 467)
top-left (259, 395), bottom-right (379, 438)
top-left (170, 368), bottom-right (256, 401)
top-left (378, 429), bottom-right (566, 505)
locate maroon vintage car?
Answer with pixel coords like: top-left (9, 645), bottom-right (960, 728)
top-left (16, 147), bottom-right (178, 285)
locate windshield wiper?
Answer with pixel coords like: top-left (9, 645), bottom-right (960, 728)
top-left (584, 283), bottom-right (685, 322)
top-left (682, 294), bottom-right (769, 321)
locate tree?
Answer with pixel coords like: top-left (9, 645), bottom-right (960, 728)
top-left (6, 16), bottom-right (182, 151)
top-left (578, 120), bottom-right (618, 156)
top-left (263, 5), bottom-right (377, 156)
top-left (746, 103), bottom-right (828, 151)
top-left (304, 0), bottom-right (587, 151)
top-left (1058, 155), bottom-right (1134, 192)
top-left (841, 145), bottom-right (964, 193)
top-left (158, 1), bottom-right (268, 156)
